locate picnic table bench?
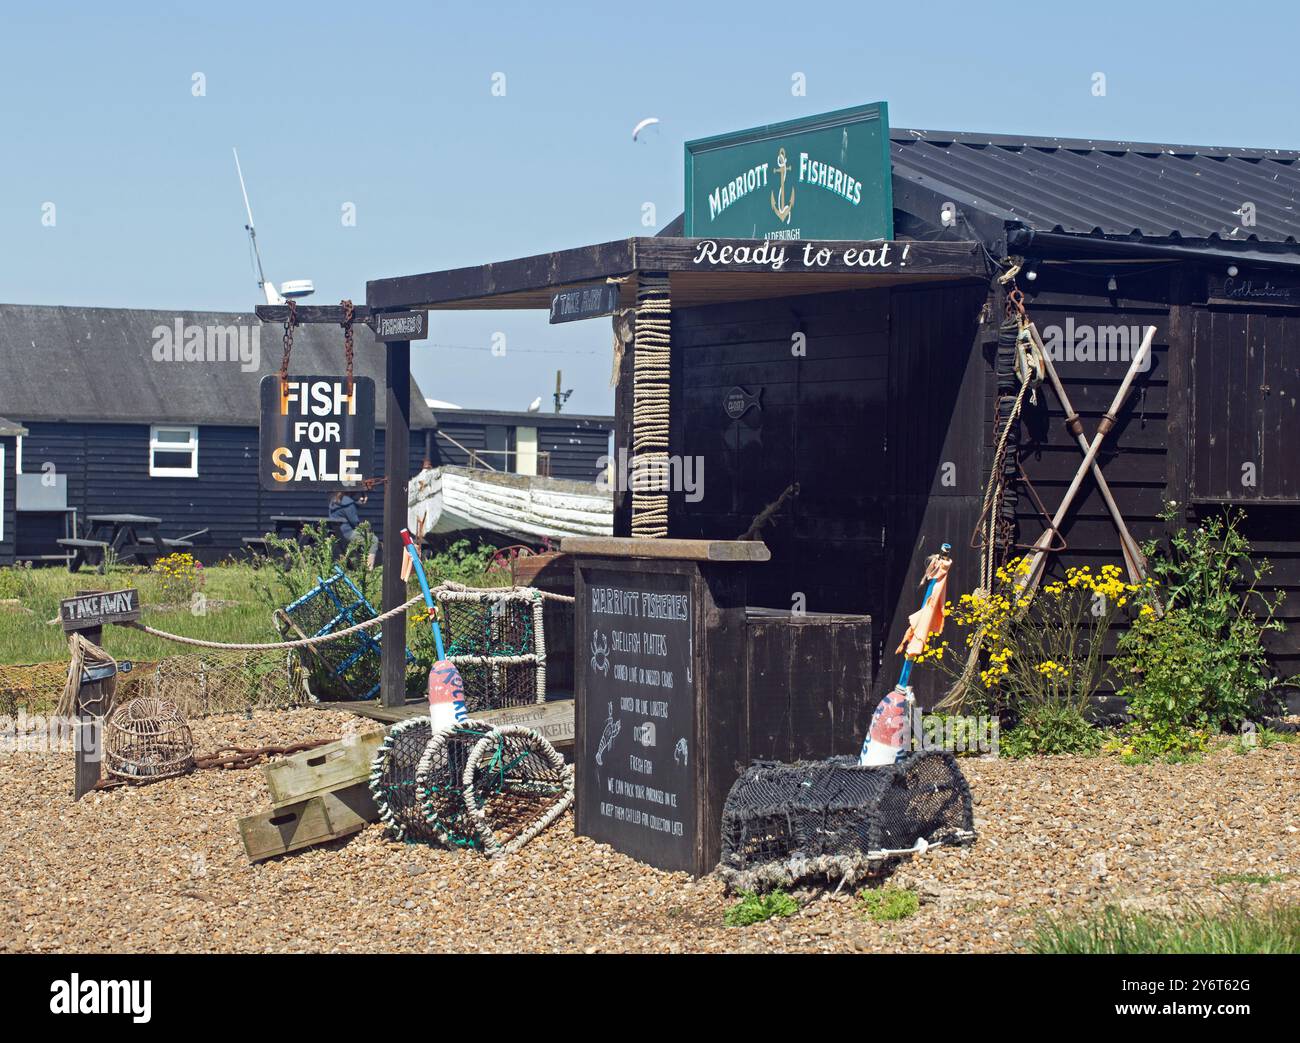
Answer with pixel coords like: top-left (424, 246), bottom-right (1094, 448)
top-left (241, 516), bottom-right (348, 560)
top-left (58, 515), bottom-right (205, 573)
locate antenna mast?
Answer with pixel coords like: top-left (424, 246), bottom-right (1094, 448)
top-left (233, 147), bottom-right (283, 305)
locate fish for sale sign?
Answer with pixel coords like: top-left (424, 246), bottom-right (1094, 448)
top-left (259, 375), bottom-right (376, 491)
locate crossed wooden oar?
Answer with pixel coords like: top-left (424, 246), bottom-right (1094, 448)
top-left (1016, 324), bottom-right (1158, 597)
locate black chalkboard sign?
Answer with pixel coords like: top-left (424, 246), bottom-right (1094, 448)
top-left (578, 567), bottom-right (697, 871)
top-left (258, 375), bottom-right (376, 492)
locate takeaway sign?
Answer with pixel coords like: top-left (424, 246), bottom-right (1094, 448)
top-left (259, 375), bottom-right (376, 491)
top-left (60, 589), bottom-right (141, 632)
top-left (684, 101), bottom-right (893, 242)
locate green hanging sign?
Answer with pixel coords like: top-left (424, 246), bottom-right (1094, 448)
top-left (684, 102), bottom-right (893, 242)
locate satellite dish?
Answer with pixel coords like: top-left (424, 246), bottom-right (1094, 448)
top-left (632, 117), bottom-right (660, 142)
top-left (527, 397), bottom-right (542, 412)
top-left (280, 280), bottom-right (315, 299)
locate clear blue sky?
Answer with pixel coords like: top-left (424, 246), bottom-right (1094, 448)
top-left (3, 0), bottom-right (1297, 414)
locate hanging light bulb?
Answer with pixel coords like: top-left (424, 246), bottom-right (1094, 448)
top-left (1227, 265), bottom-right (1239, 277)
top-left (1107, 274), bottom-right (1118, 292)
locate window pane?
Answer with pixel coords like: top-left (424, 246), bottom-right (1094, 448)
top-left (153, 450), bottom-right (194, 470)
top-left (154, 428), bottom-right (193, 444)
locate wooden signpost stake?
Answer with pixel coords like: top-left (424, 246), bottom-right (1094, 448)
top-left (59, 588), bottom-right (142, 800)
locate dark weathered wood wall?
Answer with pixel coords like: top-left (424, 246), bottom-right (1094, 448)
top-left (667, 282), bottom-right (989, 704)
top-left (0, 434), bottom-right (15, 565)
top-left (1018, 264), bottom-right (1300, 705)
top-left (12, 422), bottom-right (431, 561)
top-left (433, 416), bottom-right (613, 482)
top-left (660, 263), bottom-right (1300, 718)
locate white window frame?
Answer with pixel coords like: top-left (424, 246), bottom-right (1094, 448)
top-left (149, 424), bottom-right (199, 478)
top-left (13, 434), bottom-right (21, 474)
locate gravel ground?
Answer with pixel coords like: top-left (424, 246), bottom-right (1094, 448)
top-left (2, 709), bottom-right (1297, 953)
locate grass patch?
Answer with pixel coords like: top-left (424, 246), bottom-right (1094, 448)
top-left (857, 885), bottom-right (920, 922)
top-left (1000, 704), bottom-right (1102, 759)
top-left (1213, 872), bottom-right (1293, 886)
top-left (1029, 902), bottom-right (1300, 954)
top-left (724, 889), bottom-right (798, 927)
top-left (0, 549), bottom-right (505, 707)
top-left (0, 563), bottom-right (280, 670)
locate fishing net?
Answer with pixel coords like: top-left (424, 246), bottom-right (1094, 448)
top-left (145, 648), bottom-right (310, 717)
top-left (438, 586), bottom-right (546, 712)
top-left (103, 697), bottom-right (195, 782)
top-left (717, 751), bottom-right (976, 893)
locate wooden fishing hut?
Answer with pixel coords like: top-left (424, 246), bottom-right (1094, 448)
top-left (269, 102), bottom-right (1300, 872)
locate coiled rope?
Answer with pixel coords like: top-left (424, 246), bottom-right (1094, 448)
top-left (631, 273), bottom-right (671, 538)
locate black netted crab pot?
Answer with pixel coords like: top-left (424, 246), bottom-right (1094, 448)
top-left (717, 751), bottom-right (976, 892)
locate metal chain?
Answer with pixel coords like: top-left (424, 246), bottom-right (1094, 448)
top-left (340, 299), bottom-right (355, 397)
top-left (279, 298), bottom-right (298, 394)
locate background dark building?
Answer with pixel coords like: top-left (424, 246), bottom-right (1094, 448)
top-left (0, 305), bottom-right (612, 563)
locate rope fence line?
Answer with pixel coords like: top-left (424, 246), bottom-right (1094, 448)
top-left (123, 582), bottom-right (576, 652)
top-left (0, 581), bottom-right (583, 720)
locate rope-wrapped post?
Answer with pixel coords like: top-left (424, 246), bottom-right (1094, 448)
top-left (631, 272), bottom-right (671, 538)
top-left (532, 590), bottom-right (547, 701)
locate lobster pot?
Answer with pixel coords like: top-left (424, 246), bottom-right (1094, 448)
top-left (413, 721), bottom-right (495, 848)
top-left (717, 752), bottom-right (976, 892)
top-left (456, 661), bottom-right (537, 713)
top-left (438, 586), bottom-right (547, 712)
top-left (104, 697), bottom-right (195, 782)
top-left (460, 725), bottom-right (573, 857)
top-left (370, 718), bottom-right (480, 844)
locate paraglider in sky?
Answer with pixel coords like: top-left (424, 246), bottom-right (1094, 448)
top-left (631, 117), bottom-right (660, 142)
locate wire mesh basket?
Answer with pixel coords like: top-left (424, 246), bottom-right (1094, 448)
top-left (103, 697), bottom-right (195, 782)
top-left (717, 751), bottom-right (976, 892)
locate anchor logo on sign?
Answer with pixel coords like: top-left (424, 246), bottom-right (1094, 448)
top-left (770, 147), bottom-right (795, 224)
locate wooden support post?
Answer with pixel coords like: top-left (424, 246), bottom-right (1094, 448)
top-left (73, 623), bottom-right (104, 800)
top-left (381, 337), bottom-right (411, 708)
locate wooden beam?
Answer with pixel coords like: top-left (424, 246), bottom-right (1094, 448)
top-left (560, 537), bottom-right (771, 562)
top-left (365, 237), bottom-right (987, 311)
top-left (380, 338), bottom-right (411, 708)
top-left (634, 237), bottom-right (985, 278)
top-left (368, 239), bottom-right (638, 310)
top-left (73, 623), bottom-right (103, 801)
top-left (254, 304), bottom-right (373, 325)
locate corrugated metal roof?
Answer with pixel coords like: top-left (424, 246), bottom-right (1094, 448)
top-left (892, 128), bottom-right (1300, 244)
top-left (0, 304), bottom-right (437, 428)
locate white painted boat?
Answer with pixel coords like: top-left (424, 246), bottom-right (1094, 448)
top-left (407, 465), bottom-right (613, 542)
